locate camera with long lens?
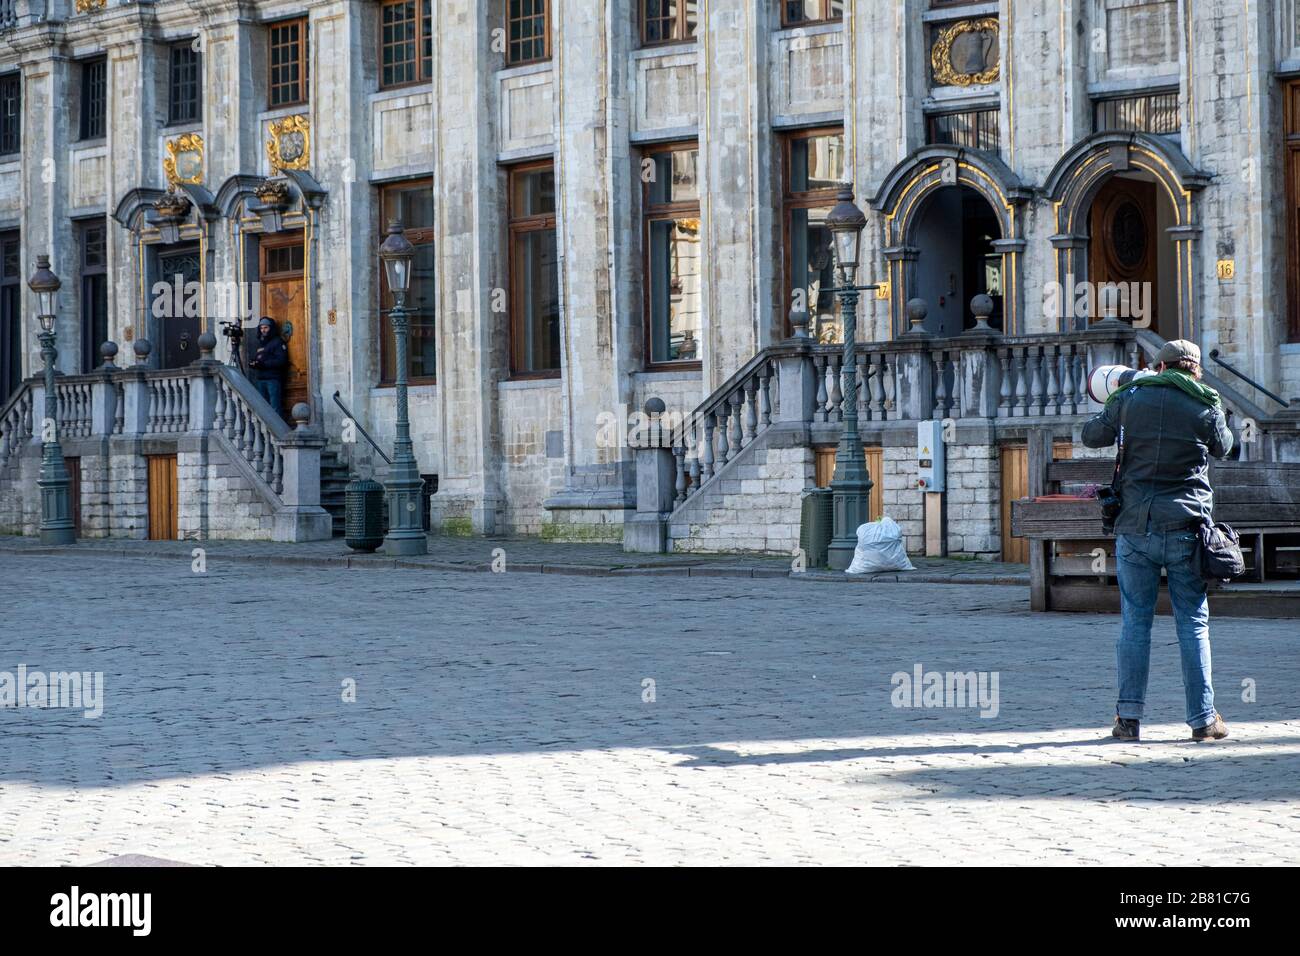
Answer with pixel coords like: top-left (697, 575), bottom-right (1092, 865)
top-left (1087, 364), bottom-right (1156, 404)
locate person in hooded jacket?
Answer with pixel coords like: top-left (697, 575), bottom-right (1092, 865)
top-left (248, 316), bottom-right (289, 414)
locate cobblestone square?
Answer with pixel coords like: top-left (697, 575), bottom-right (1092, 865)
top-left (1, 551), bottom-right (1297, 866)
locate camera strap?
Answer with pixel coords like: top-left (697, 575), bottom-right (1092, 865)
top-left (1112, 397), bottom-right (1129, 488)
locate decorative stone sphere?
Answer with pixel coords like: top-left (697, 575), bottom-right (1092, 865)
top-left (643, 397), bottom-right (666, 416)
top-left (291, 402), bottom-right (312, 427)
top-left (906, 298), bottom-right (929, 324)
top-left (197, 331), bottom-right (217, 355)
top-left (970, 293), bottom-right (994, 320)
top-left (133, 338), bottom-right (153, 363)
top-left (100, 341), bottom-right (119, 366)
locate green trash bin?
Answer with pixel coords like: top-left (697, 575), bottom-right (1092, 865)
top-left (345, 476), bottom-right (386, 553)
top-left (799, 487), bottom-right (834, 569)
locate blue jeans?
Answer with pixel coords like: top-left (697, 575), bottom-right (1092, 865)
top-left (1115, 528), bottom-right (1216, 729)
top-left (255, 378), bottom-right (282, 413)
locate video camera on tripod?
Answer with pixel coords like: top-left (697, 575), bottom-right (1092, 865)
top-left (220, 320), bottom-right (246, 372)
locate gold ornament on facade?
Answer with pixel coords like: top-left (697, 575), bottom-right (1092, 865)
top-left (266, 115), bottom-right (310, 172)
top-left (253, 179), bottom-right (293, 207)
top-left (930, 18), bottom-right (1000, 87)
top-left (163, 132), bottom-right (204, 186)
top-left (75, 0), bottom-right (107, 13)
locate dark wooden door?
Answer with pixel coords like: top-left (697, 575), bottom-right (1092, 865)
top-left (1088, 178), bottom-right (1158, 325)
top-left (157, 246), bottom-right (202, 369)
top-left (259, 235), bottom-right (308, 415)
top-left (65, 456), bottom-right (82, 537)
top-left (147, 453), bottom-right (178, 540)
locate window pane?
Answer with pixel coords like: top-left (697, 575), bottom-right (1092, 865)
top-left (789, 205), bottom-right (840, 335)
top-left (0, 73), bottom-right (19, 155)
top-left (790, 132), bottom-right (844, 192)
top-left (381, 1), bottom-right (417, 88)
top-left (383, 182), bottom-right (435, 229)
top-left (512, 228), bottom-right (560, 373)
top-left (169, 44), bottom-right (201, 124)
top-left (421, 0), bottom-right (433, 80)
top-left (648, 216), bottom-right (702, 363)
top-left (647, 147), bottom-right (698, 205)
top-left (512, 168), bottom-right (555, 217)
top-left (269, 21), bottom-right (306, 106)
top-left (784, 1), bottom-right (818, 24)
top-left (508, 0), bottom-right (548, 64)
top-left (81, 59), bottom-right (106, 140)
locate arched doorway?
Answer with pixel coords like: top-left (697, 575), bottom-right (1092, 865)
top-left (912, 184), bottom-right (1004, 336)
top-left (1045, 132), bottom-right (1210, 338)
top-left (1085, 171), bottom-right (1179, 340)
top-left (871, 145), bottom-right (1031, 337)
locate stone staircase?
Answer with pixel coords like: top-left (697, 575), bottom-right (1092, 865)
top-left (319, 447), bottom-right (351, 537)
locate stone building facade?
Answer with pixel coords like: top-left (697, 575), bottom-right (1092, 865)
top-left (2, 1), bottom-right (1299, 555)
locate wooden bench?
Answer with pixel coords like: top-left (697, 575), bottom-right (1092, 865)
top-left (1010, 433), bottom-right (1300, 617)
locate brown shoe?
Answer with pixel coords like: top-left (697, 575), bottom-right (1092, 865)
top-left (1111, 716), bottom-right (1140, 740)
top-left (1192, 714), bottom-right (1229, 741)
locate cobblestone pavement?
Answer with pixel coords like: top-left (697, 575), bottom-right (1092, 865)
top-left (1, 551), bottom-right (1296, 866)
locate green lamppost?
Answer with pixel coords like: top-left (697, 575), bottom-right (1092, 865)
top-left (378, 220), bottom-right (427, 556)
top-left (824, 187), bottom-right (876, 571)
top-left (30, 255), bottom-right (75, 545)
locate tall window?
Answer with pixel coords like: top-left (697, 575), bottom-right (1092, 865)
top-left (782, 127), bottom-right (845, 341)
top-left (781, 0), bottom-right (843, 27)
top-left (0, 73), bottom-right (19, 155)
top-left (379, 180), bottom-right (436, 384)
top-left (79, 58), bottom-right (107, 140)
top-left (268, 18), bottom-right (309, 108)
top-left (380, 0), bottom-right (433, 88)
top-left (643, 143), bottom-right (701, 366)
top-left (78, 221), bottom-right (109, 374)
top-left (168, 42), bottom-right (202, 125)
top-left (0, 231), bottom-right (19, 403)
top-left (642, 1), bottom-right (698, 45)
top-left (508, 163), bottom-right (561, 377)
top-left (507, 0), bottom-right (550, 65)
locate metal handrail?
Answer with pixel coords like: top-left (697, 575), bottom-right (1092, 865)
top-left (331, 390), bottom-right (392, 465)
top-left (1208, 349), bottom-right (1291, 409)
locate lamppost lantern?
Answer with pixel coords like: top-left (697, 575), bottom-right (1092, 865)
top-left (29, 254), bottom-right (75, 545)
top-left (29, 254), bottom-right (60, 320)
top-left (377, 218), bottom-right (426, 556)
top-left (826, 186), bottom-right (867, 277)
top-left (379, 220), bottom-right (415, 297)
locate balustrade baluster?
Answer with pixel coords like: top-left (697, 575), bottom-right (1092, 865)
top-left (1014, 348), bottom-right (1029, 416)
top-left (702, 411), bottom-right (716, 479)
top-left (1045, 345), bottom-right (1061, 416)
top-left (1073, 346), bottom-right (1088, 412)
top-left (932, 350), bottom-right (948, 419)
top-left (814, 354), bottom-right (828, 422)
top-left (868, 353), bottom-right (884, 420)
top-left (744, 378), bottom-right (758, 446)
top-left (673, 446), bottom-right (686, 506)
top-left (758, 365), bottom-right (772, 428)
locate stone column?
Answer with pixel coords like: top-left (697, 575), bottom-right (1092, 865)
top-left (699, 0), bottom-right (773, 380)
top-left (429, 0), bottom-right (504, 534)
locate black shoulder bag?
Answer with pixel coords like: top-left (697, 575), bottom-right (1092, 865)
top-left (1197, 522), bottom-right (1245, 582)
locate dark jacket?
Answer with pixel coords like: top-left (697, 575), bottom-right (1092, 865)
top-left (1081, 377), bottom-right (1234, 533)
top-left (249, 319), bottom-right (288, 383)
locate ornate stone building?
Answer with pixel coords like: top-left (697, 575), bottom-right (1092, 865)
top-left (1, 1), bottom-right (1298, 556)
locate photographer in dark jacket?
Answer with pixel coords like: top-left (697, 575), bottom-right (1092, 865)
top-left (248, 316), bottom-right (288, 414)
top-left (1082, 340), bottom-right (1234, 742)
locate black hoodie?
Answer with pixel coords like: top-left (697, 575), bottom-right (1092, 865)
top-left (249, 318), bottom-right (288, 382)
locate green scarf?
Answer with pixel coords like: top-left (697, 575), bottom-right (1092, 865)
top-left (1104, 368), bottom-right (1222, 409)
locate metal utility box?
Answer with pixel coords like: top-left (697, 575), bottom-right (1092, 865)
top-left (917, 420), bottom-right (946, 493)
top-left (799, 487), bottom-right (834, 569)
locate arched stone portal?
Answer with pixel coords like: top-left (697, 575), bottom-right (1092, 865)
top-left (1043, 132), bottom-right (1210, 337)
top-left (871, 145), bottom-right (1031, 337)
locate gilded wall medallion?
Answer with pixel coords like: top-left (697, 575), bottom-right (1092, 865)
top-left (163, 133), bottom-right (204, 186)
top-left (267, 115), bottom-right (311, 172)
top-left (931, 18), bottom-right (1000, 87)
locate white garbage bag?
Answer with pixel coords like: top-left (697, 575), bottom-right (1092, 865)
top-left (846, 515), bottom-right (916, 574)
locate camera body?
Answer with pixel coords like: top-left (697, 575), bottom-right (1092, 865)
top-left (1098, 484), bottom-right (1123, 534)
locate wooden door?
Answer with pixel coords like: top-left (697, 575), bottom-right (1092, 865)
top-left (65, 456), bottom-right (82, 537)
top-left (1088, 177), bottom-right (1158, 325)
top-left (815, 445), bottom-right (884, 522)
top-left (1001, 442), bottom-right (1073, 563)
top-left (147, 453), bottom-right (178, 541)
top-left (259, 235), bottom-right (308, 415)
